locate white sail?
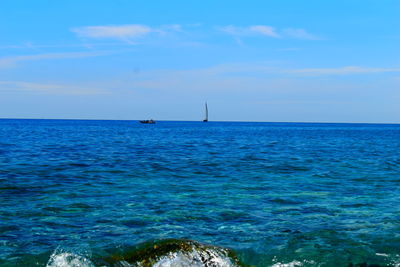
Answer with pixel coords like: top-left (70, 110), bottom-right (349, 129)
top-left (203, 102), bottom-right (208, 122)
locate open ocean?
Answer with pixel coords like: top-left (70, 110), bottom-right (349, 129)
top-left (1, 119), bottom-right (400, 266)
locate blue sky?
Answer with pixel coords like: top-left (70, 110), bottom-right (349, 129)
top-left (0, 0), bottom-right (399, 122)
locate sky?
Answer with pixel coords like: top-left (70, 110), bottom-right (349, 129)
top-left (0, 0), bottom-right (399, 122)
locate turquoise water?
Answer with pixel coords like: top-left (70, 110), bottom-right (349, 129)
top-left (1, 119), bottom-right (400, 266)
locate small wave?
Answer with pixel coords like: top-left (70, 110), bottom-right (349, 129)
top-left (46, 249), bottom-right (94, 267)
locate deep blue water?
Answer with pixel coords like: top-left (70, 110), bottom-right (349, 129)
top-left (1, 119), bottom-right (400, 266)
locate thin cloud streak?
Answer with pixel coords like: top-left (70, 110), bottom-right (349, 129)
top-left (0, 81), bottom-right (108, 95)
top-left (0, 51), bottom-right (112, 68)
top-left (292, 66), bottom-right (400, 75)
top-left (282, 28), bottom-right (321, 40)
top-left (218, 25), bottom-right (320, 40)
top-left (71, 25), bottom-right (152, 39)
top-left (134, 64), bottom-right (400, 79)
top-left (218, 25), bottom-right (280, 38)
top-left (249, 25), bottom-right (280, 37)
top-left (0, 42), bottom-right (133, 50)
top-left (123, 63), bottom-right (400, 96)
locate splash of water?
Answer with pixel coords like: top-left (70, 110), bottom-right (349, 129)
top-left (46, 249), bottom-right (94, 267)
top-left (151, 248), bottom-right (237, 267)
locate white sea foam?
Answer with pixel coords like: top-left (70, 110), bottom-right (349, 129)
top-left (46, 250), bottom-right (94, 267)
top-left (375, 253), bottom-right (400, 266)
top-left (270, 260), bottom-right (304, 267)
top-left (390, 254), bottom-right (400, 267)
top-left (376, 252), bottom-right (389, 257)
top-left (150, 247), bottom-right (237, 267)
top-left (270, 259), bottom-right (316, 267)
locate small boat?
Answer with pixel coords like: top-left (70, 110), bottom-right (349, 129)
top-left (203, 102), bottom-right (208, 122)
top-left (139, 119), bottom-right (155, 124)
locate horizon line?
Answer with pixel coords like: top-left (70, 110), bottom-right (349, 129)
top-left (0, 117), bottom-right (399, 125)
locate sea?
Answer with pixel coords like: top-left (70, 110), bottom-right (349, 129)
top-left (1, 119), bottom-right (400, 266)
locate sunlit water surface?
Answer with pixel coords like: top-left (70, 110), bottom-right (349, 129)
top-left (1, 119), bottom-right (400, 266)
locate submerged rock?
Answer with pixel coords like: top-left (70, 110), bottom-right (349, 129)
top-left (103, 239), bottom-right (242, 267)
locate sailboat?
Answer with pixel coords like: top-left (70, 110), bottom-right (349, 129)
top-left (203, 102), bottom-right (208, 122)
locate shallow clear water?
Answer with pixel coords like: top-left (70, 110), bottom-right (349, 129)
top-left (1, 119), bottom-right (400, 266)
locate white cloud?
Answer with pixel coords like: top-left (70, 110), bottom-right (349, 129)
top-left (0, 51), bottom-right (111, 68)
top-left (249, 25), bottom-right (280, 37)
top-left (292, 66), bottom-right (400, 75)
top-left (219, 25), bottom-right (321, 40)
top-left (71, 24), bottom-right (185, 43)
top-left (71, 24), bottom-right (153, 40)
top-left (218, 25), bottom-right (280, 38)
top-left (282, 28), bottom-right (321, 40)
